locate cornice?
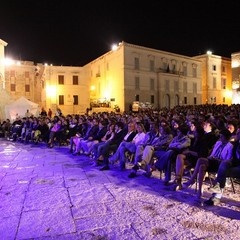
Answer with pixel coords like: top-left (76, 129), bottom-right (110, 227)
top-left (0, 39), bottom-right (8, 46)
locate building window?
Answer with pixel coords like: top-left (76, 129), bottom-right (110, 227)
top-left (135, 77), bottom-right (140, 90)
top-left (194, 97), bottom-right (197, 105)
top-left (212, 65), bottom-right (216, 71)
top-left (10, 84), bottom-right (16, 91)
top-left (97, 65), bottom-right (101, 77)
top-left (58, 75), bottom-right (64, 85)
top-left (150, 78), bottom-right (154, 90)
top-left (25, 84), bottom-right (30, 92)
top-left (222, 66), bottom-right (226, 72)
top-left (72, 76), bottom-right (78, 85)
top-left (223, 97), bottom-right (225, 103)
top-left (193, 83), bottom-right (197, 94)
top-left (192, 67), bottom-right (197, 78)
top-left (149, 60), bottom-right (154, 71)
top-left (135, 94), bottom-right (139, 101)
top-left (222, 78), bottom-right (226, 89)
top-left (10, 71), bottom-right (15, 77)
top-left (165, 80), bottom-right (170, 92)
top-left (184, 97), bottom-right (187, 104)
top-left (162, 62), bottom-right (167, 70)
top-left (213, 77), bottom-right (217, 89)
top-left (73, 95), bottom-right (78, 105)
top-left (183, 66), bottom-right (187, 76)
top-left (172, 64), bottom-right (176, 73)
top-left (183, 82), bottom-right (187, 94)
top-left (25, 71), bottom-right (30, 78)
top-left (166, 64), bottom-right (170, 73)
top-left (174, 81), bottom-right (179, 92)
top-left (59, 95), bottom-right (64, 105)
top-left (151, 95), bottom-right (154, 104)
top-left (134, 57), bottom-right (139, 70)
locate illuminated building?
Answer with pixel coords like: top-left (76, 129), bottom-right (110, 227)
top-left (0, 39), bottom-right (235, 119)
top-left (193, 52), bottom-right (232, 105)
top-left (231, 52), bottom-right (240, 104)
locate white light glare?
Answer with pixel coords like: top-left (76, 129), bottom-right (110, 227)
top-left (111, 44), bottom-right (118, 51)
top-left (232, 61), bottom-right (240, 68)
top-left (3, 58), bottom-right (15, 65)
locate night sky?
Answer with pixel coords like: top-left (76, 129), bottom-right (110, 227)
top-left (1, 0), bottom-right (240, 66)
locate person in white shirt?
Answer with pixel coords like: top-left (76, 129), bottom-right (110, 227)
top-left (109, 122), bottom-right (145, 169)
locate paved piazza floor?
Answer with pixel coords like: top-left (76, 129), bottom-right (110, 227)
top-left (0, 139), bottom-right (239, 239)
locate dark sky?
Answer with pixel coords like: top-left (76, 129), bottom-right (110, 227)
top-left (1, 0), bottom-right (240, 66)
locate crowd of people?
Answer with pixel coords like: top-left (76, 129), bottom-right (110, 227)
top-left (0, 103), bottom-right (240, 206)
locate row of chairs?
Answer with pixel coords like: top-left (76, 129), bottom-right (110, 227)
top-left (125, 150), bottom-right (240, 194)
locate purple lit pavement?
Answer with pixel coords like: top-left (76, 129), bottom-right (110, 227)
top-left (0, 139), bottom-right (240, 240)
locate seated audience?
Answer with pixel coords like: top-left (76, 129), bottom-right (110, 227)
top-left (205, 126), bottom-right (240, 205)
top-left (182, 128), bottom-right (233, 199)
top-left (128, 124), bottom-right (172, 178)
top-left (109, 122), bottom-right (146, 170)
top-left (48, 119), bottom-right (62, 148)
top-left (172, 120), bottom-right (217, 190)
top-left (91, 123), bottom-right (115, 164)
top-left (152, 124), bottom-right (191, 184)
top-left (98, 122), bottom-right (136, 170)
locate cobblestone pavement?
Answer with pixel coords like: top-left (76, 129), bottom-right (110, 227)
top-left (0, 139), bottom-right (240, 240)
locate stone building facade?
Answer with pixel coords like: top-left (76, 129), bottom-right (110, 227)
top-left (194, 53), bottom-right (232, 105)
top-left (87, 42), bottom-right (206, 111)
top-left (0, 39), bottom-right (233, 118)
top-left (232, 52), bottom-right (240, 104)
